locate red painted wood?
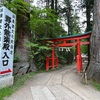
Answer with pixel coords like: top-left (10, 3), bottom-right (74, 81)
top-left (55, 42), bottom-right (78, 47)
top-left (52, 48), bottom-right (55, 69)
top-left (77, 39), bottom-right (82, 72)
top-left (46, 56), bottom-right (58, 71)
top-left (45, 32), bottom-right (91, 72)
top-left (46, 56), bottom-right (49, 71)
top-left (80, 42), bottom-right (90, 45)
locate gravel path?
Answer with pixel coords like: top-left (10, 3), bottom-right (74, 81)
top-left (4, 64), bottom-right (100, 100)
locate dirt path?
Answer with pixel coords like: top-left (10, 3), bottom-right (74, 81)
top-left (4, 64), bottom-right (100, 100)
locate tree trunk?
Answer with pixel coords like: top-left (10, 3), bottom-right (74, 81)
top-left (14, 2), bottom-right (37, 75)
top-left (46, 0), bottom-right (50, 8)
top-left (85, 0), bottom-right (94, 73)
top-left (16, 6), bottom-right (30, 62)
top-left (51, 0), bottom-right (54, 10)
top-left (86, 2), bottom-right (92, 31)
top-left (87, 0), bottom-right (100, 83)
top-left (55, 0), bottom-right (58, 13)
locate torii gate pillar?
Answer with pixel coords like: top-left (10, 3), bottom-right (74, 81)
top-left (76, 39), bottom-right (82, 72)
top-left (52, 47), bottom-right (55, 69)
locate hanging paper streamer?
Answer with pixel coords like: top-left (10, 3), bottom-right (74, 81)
top-left (58, 47), bottom-right (71, 52)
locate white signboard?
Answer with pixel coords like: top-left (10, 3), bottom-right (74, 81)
top-left (0, 6), bottom-right (16, 77)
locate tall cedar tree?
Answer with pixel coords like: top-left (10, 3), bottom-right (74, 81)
top-left (87, 0), bottom-right (100, 83)
top-left (81, 0), bottom-right (94, 68)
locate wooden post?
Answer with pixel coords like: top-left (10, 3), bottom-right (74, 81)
top-left (46, 56), bottom-right (49, 71)
top-left (52, 47), bottom-right (55, 69)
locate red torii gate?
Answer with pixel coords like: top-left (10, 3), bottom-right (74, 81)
top-left (45, 31), bottom-right (91, 72)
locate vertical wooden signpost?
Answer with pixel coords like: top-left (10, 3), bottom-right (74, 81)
top-left (0, 6), bottom-right (16, 88)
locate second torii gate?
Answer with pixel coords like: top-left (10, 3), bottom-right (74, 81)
top-left (45, 31), bottom-right (91, 72)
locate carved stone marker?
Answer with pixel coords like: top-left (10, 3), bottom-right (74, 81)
top-left (0, 6), bottom-right (16, 88)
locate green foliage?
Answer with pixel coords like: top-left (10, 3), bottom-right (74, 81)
top-left (58, 0), bottom-right (81, 34)
top-left (81, 39), bottom-right (88, 54)
top-left (4, 0), bottom-right (31, 43)
top-left (13, 52), bottom-right (19, 63)
top-left (30, 7), bottom-right (65, 38)
top-left (25, 40), bottom-right (51, 59)
top-left (4, 0), bottom-right (30, 14)
top-left (81, 45), bottom-right (88, 54)
top-left (92, 81), bottom-right (100, 91)
top-left (29, 7), bottom-right (66, 69)
top-left (25, 40), bottom-right (51, 69)
top-left (70, 15), bottom-right (81, 34)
